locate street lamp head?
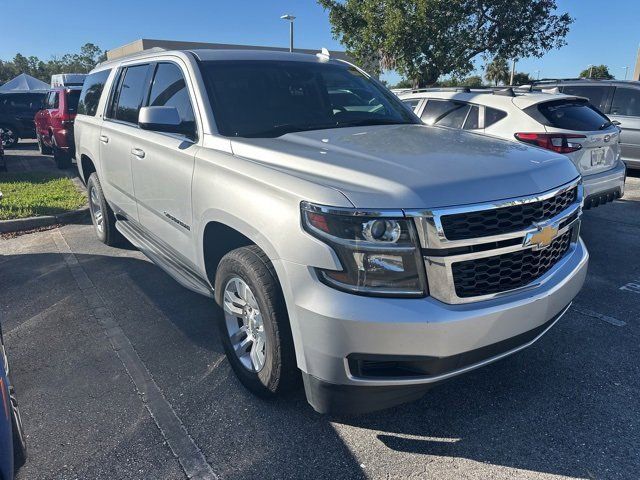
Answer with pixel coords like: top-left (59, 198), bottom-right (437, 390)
top-left (281, 14), bottom-right (296, 21)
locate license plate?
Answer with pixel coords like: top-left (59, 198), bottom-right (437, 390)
top-left (591, 149), bottom-right (605, 166)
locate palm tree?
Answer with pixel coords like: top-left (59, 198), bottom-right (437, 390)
top-left (485, 57), bottom-right (510, 86)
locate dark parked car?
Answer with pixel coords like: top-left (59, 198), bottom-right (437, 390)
top-left (535, 79), bottom-right (640, 169)
top-left (0, 92), bottom-right (46, 148)
top-left (0, 324), bottom-right (27, 479)
top-left (34, 87), bottom-right (82, 168)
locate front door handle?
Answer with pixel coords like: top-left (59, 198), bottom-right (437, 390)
top-left (131, 148), bottom-right (145, 158)
top-left (99, 135), bottom-right (109, 144)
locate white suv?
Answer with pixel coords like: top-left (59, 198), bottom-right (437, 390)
top-left (74, 49), bottom-right (588, 414)
top-left (399, 88), bottom-right (626, 209)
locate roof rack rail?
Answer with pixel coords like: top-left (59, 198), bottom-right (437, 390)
top-left (96, 47), bottom-right (168, 67)
top-left (410, 87), bottom-right (471, 93)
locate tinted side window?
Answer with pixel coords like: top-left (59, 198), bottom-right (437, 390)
top-left (421, 99), bottom-right (464, 125)
top-left (531, 99), bottom-right (610, 131)
top-left (148, 63), bottom-right (196, 134)
top-left (463, 105), bottom-right (479, 130)
top-left (437, 104), bottom-right (471, 129)
top-left (485, 107), bottom-right (507, 127)
top-left (66, 90), bottom-right (81, 113)
top-left (610, 88), bottom-right (640, 117)
top-left (51, 92), bottom-right (59, 109)
top-left (560, 85), bottom-right (611, 111)
top-left (112, 65), bottom-right (150, 124)
top-left (78, 69), bottom-right (111, 116)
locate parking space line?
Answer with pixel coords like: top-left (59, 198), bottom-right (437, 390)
top-left (51, 229), bottom-right (218, 480)
top-left (573, 306), bottom-right (626, 327)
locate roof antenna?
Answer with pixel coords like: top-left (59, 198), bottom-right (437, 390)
top-left (316, 48), bottom-right (331, 61)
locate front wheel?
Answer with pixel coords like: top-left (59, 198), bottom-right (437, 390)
top-left (214, 246), bottom-right (299, 397)
top-left (9, 382), bottom-right (27, 469)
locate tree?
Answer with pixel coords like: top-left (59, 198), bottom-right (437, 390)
top-left (318, 0), bottom-right (573, 87)
top-left (0, 43), bottom-right (107, 85)
top-left (579, 65), bottom-right (614, 80)
top-left (437, 75), bottom-right (484, 88)
top-left (392, 78), bottom-right (414, 89)
top-left (485, 57), bottom-right (509, 86)
top-left (512, 72), bottom-right (534, 85)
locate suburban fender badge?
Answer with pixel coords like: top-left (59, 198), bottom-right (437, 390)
top-left (523, 223), bottom-right (559, 251)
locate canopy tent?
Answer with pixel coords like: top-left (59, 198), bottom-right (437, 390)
top-left (0, 73), bottom-right (49, 92)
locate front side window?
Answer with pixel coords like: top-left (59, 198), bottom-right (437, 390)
top-left (610, 88), bottom-right (640, 117)
top-left (111, 64), bottom-right (151, 124)
top-left (560, 85), bottom-right (612, 111)
top-left (200, 60), bottom-right (418, 138)
top-left (530, 99), bottom-right (611, 131)
top-left (51, 92), bottom-right (59, 109)
top-left (147, 63), bottom-right (196, 136)
top-left (402, 98), bottom-right (421, 110)
top-left (78, 69), bottom-right (111, 116)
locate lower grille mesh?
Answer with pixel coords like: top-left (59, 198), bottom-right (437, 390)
top-left (451, 230), bottom-right (573, 298)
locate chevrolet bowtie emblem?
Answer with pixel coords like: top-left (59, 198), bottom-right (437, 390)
top-left (524, 224), bottom-right (559, 250)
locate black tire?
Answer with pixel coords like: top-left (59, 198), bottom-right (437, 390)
top-left (37, 134), bottom-right (52, 155)
top-left (87, 173), bottom-right (122, 246)
top-left (9, 383), bottom-right (27, 469)
top-left (0, 325), bottom-right (27, 470)
top-left (0, 125), bottom-right (18, 148)
top-left (214, 245), bottom-right (299, 397)
top-left (53, 147), bottom-right (71, 169)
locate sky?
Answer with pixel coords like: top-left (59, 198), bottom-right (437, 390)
top-left (0, 0), bottom-right (638, 84)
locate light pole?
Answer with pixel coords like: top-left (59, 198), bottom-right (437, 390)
top-left (534, 69), bottom-right (541, 80)
top-left (588, 64), bottom-right (594, 78)
top-left (621, 66), bottom-right (629, 80)
top-left (280, 14), bottom-right (296, 53)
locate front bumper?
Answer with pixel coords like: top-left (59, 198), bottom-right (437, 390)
top-left (280, 238), bottom-right (588, 414)
top-left (582, 161), bottom-right (626, 209)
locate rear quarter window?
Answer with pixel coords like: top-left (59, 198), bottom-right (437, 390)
top-left (77, 69), bottom-right (111, 116)
top-left (526, 99), bottom-right (610, 131)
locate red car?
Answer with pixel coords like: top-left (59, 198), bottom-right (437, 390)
top-left (34, 87), bottom-right (82, 169)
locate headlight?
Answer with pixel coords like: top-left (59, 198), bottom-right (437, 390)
top-left (301, 202), bottom-right (427, 297)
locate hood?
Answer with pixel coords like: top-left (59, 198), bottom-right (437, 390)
top-left (230, 124), bottom-right (579, 209)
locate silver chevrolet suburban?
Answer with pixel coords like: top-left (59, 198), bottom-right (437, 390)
top-left (74, 49), bottom-right (589, 414)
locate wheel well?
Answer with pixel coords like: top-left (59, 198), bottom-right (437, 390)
top-left (81, 154), bottom-right (96, 183)
top-left (203, 222), bottom-right (255, 285)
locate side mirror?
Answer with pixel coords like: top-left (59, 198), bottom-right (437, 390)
top-left (139, 106), bottom-right (192, 137)
top-left (611, 120), bottom-right (621, 126)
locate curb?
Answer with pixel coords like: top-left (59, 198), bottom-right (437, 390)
top-left (0, 206), bottom-right (90, 233)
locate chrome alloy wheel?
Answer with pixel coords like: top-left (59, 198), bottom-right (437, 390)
top-left (223, 277), bottom-right (267, 372)
top-left (88, 186), bottom-right (104, 234)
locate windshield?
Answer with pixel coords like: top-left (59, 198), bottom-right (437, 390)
top-left (67, 89), bottom-right (81, 113)
top-left (200, 60), bottom-right (419, 138)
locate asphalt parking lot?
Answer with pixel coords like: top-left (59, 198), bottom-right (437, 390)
top-left (1, 146), bottom-right (639, 479)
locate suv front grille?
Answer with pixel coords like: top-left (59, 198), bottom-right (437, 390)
top-left (441, 187), bottom-right (577, 240)
top-left (451, 229), bottom-right (573, 298)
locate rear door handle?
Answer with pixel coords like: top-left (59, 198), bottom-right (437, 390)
top-left (131, 148), bottom-right (145, 158)
top-left (99, 135), bottom-right (109, 144)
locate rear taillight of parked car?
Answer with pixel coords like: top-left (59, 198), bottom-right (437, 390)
top-left (514, 133), bottom-right (585, 154)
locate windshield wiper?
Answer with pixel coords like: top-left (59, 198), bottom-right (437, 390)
top-left (242, 122), bottom-right (338, 138)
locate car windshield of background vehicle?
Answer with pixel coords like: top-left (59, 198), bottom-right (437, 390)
top-left (535, 99), bottom-right (611, 131)
top-left (201, 60), bottom-right (419, 138)
top-left (560, 85), bottom-right (612, 111)
top-left (610, 88), bottom-right (640, 117)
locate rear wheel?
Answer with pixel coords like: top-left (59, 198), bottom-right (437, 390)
top-left (0, 125), bottom-right (18, 148)
top-left (37, 134), bottom-right (52, 155)
top-left (52, 137), bottom-right (71, 169)
top-left (214, 246), bottom-right (299, 397)
top-left (87, 173), bottom-right (122, 246)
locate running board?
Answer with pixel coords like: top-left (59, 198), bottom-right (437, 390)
top-left (116, 220), bottom-right (214, 298)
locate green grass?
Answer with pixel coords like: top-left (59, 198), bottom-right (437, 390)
top-left (0, 172), bottom-right (86, 220)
